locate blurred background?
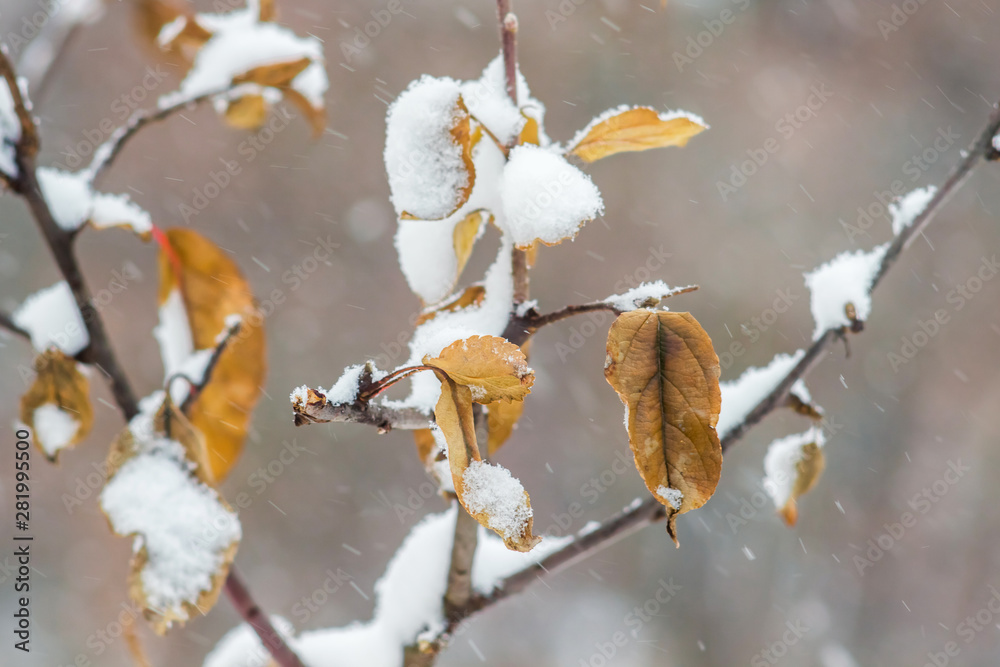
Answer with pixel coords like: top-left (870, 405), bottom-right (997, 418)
top-left (2, 0), bottom-right (1000, 665)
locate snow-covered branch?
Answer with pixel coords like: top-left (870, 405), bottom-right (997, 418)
top-left (85, 88), bottom-right (231, 184)
top-left (378, 100), bottom-right (1000, 657)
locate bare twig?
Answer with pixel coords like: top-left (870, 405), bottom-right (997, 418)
top-left (86, 89), bottom-right (229, 183)
top-left (495, 0), bottom-right (530, 305)
top-left (223, 567), bottom-right (306, 667)
top-left (405, 100), bottom-right (1000, 649)
top-left (0, 50), bottom-right (305, 667)
top-left (443, 407), bottom-right (486, 615)
top-left (292, 390), bottom-right (433, 431)
top-left (179, 319), bottom-right (242, 414)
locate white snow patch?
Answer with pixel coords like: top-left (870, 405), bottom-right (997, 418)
top-left (33, 403), bottom-right (80, 457)
top-left (384, 75), bottom-right (470, 221)
top-left (890, 186), bottom-right (935, 235)
top-left (499, 144), bottom-right (603, 247)
top-left (37, 167), bottom-right (151, 233)
top-left (386, 239), bottom-right (514, 414)
top-left (323, 364), bottom-right (366, 404)
top-left (202, 507), bottom-right (568, 667)
top-left (289, 385), bottom-right (310, 408)
top-left (101, 441), bottom-right (240, 624)
top-left (461, 460), bottom-right (532, 541)
top-left (153, 289), bottom-right (195, 380)
top-left (763, 426), bottom-right (826, 510)
top-left (604, 281), bottom-right (693, 311)
top-left (159, 21), bottom-right (326, 110)
top-left (804, 244), bottom-right (887, 339)
top-left (718, 351), bottom-right (806, 438)
top-left (13, 281), bottom-right (89, 355)
top-left (656, 485), bottom-right (683, 510)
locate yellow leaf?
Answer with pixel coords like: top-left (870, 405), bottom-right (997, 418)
top-left (224, 94), bottom-right (269, 130)
top-left (568, 107), bottom-right (707, 163)
top-left (525, 241), bottom-right (539, 269)
top-left (486, 399), bottom-right (524, 456)
top-left (519, 113), bottom-right (540, 146)
top-left (434, 375), bottom-right (539, 552)
top-left (233, 57), bottom-right (312, 88)
top-left (414, 428), bottom-right (439, 473)
top-left (415, 285), bottom-right (486, 326)
top-left (157, 228), bottom-right (266, 481)
top-left (783, 442), bottom-right (825, 526)
top-left (604, 311), bottom-right (722, 545)
top-left (19, 348), bottom-right (93, 461)
top-left (138, 1), bottom-right (212, 59)
top-left (765, 432), bottom-right (826, 527)
top-left (424, 335), bottom-right (533, 404)
top-left (258, 0), bottom-right (277, 21)
top-left (453, 209), bottom-right (488, 287)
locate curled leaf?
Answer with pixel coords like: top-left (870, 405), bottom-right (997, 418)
top-left (452, 209), bottom-right (489, 286)
top-left (19, 349), bottom-right (93, 461)
top-left (486, 399), bottom-right (524, 456)
top-left (155, 228), bottom-right (266, 481)
top-left (567, 107), bottom-right (707, 163)
top-left (604, 311), bottom-right (722, 545)
top-left (101, 395), bottom-right (239, 634)
top-left (224, 94), bottom-right (269, 130)
top-left (232, 57), bottom-right (312, 88)
top-left (763, 428), bottom-right (826, 526)
top-left (415, 285), bottom-right (486, 326)
top-left (423, 335), bottom-right (533, 403)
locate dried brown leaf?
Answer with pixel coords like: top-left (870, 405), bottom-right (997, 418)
top-left (424, 335), bottom-right (533, 404)
top-left (19, 349), bottom-right (93, 461)
top-left (434, 374), bottom-right (539, 552)
top-left (604, 311), bottom-right (722, 545)
top-left (779, 441), bottom-right (826, 526)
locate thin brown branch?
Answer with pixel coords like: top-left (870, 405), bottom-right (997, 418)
top-left (0, 51), bottom-right (38, 161)
top-left (179, 319), bottom-right (243, 414)
top-left (223, 568), bottom-right (306, 667)
top-left (411, 100), bottom-right (1000, 648)
top-left (443, 407), bottom-right (486, 616)
top-left (86, 88), bottom-right (229, 184)
top-left (293, 388), bottom-right (433, 431)
top-left (495, 0), bottom-right (530, 306)
top-left (1, 45), bottom-right (140, 418)
top-left (496, 0), bottom-right (518, 106)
